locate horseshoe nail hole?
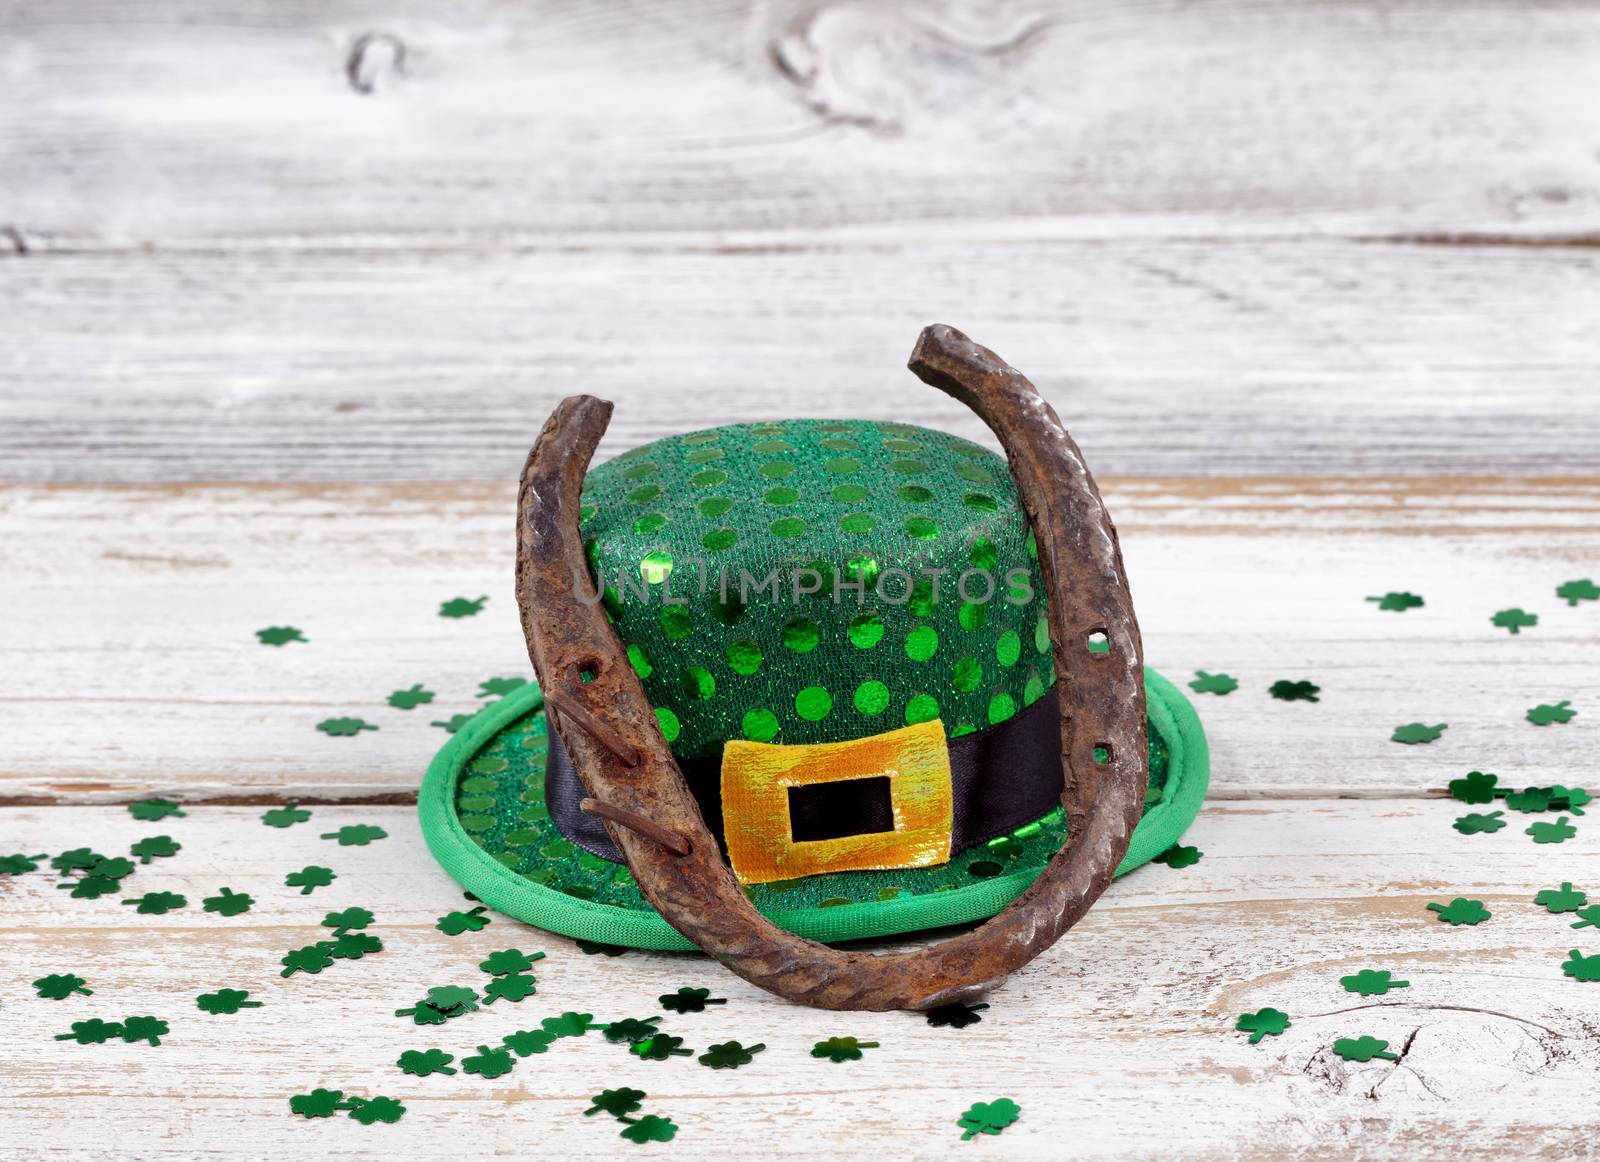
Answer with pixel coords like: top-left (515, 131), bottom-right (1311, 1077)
top-left (1086, 629), bottom-right (1110, 656)
top-left (573, 659), bottom-right (602, 684)
top-left (1093, 743), bottom-right (1112, 765)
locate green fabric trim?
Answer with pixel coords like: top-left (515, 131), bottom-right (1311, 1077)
top-left (417, 668), bottom-right (1208, 951)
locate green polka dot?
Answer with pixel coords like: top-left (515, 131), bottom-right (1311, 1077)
top-left (752, 439), bottom-right (791, 455)
top-left (764, 486), bottom-right (799, 506)
top-left (621, 461), bottom-right (658, 481)
top-left (742, 708), bottom-right (779, 742)
top-left (968, 859), bottom-right (1003, 879)
top-left (883, 438), bottom-right (920, 453)
top-left (1035, 614), bottom-right (1051, 654)
top-left (660, 606), bottom-right (692, 639)
top-left (540, 838), bottom-right (575, 860)
top-left (626, 484), bottom-right (662, 504)
top-left (459, 795), bottom-right (495, 813)
top-left (996, 629), bottom-right (1022, 667)
top-left (655, 707), bottom-right (681, 743)
top-left (702, 527), bottom-right (737, 551)
top-left (771, 516), bottom-right (806, 538)
top-left (471, 756), bottom-right (508, 774)
top-left (956, 462), bottom-right (993, 484)
top-left (832, 483), bottom-right (868, 502)
top-left (890, 458), bottom-right (927, 476)
top-left (958, 601), bottom-right (987, 631)
top-left (906, 516), bottom-right (939, 540)
top-left (845, 555), bottom-right (879, 588)
top-left (953, 656), bottom-right (983, 692)
top-left (759, 461), bottom-right (795, 479)
top-left (819, 896), bottom-right (850, 908)
top-left (633, 512), bottom-right (667, 534)
top-left (782, 617), bottom-right (820, 653)
top-left (905, 694), bottom-right (939, 725)
top-left (795, 686), bottom-right (832, 721)
top-left (848, 611), bottom-right (884, 649)
top-left (698, 496), bottom-right (733, 517)
top-left (504, 828), bottom-right (541, 847)
top-left (964, 492), bottom-right (998, 513)
top-left (820, 437), bottom-right (857, 452)
top-left (905, 625), bottom-right (938, 661)
top-left (709, 590), bottom-right (745, 625)
top-left (826, 457), bottom-right (860, 475)
top-left (580, 503), bottom-right (597, 523)
top-left (908, 578), bottom-right (936, 617)
top-left (461, 776), bottom-right (497, 794)
top-left (1026, 529), bottom-right (1038, 558)
top-left (691, 469), bottom-right (727, 488)
top-left (727, 639), bottom-right (762, 675)
top-left (841, 513), bottom-right (875, 533)
top-left (897, 485), bottom-right (934, 504)
top-left (639, 551), bottom-right (673, 584)
top-left (1024, 671), bottom-right (1046, 704)
top-left (461, 815), bottom-right (495, 833)
top-left (683, 431), bottom-right (721, 445)
top-left (685, 447), bottom-right (724, 464)
top-left (627, 643), bottom-right (653, 678)
top-left (682, 666), bottom-right (716, 701)
top-left (969, 538), bottom-right (997, 571)
top-left (854, 680), bottom-right (890, 716)
top-left (987, 692), bottom-right (1017, 724)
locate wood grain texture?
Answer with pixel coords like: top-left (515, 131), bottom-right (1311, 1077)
top-left (2, 479), bottom-right (1596, 803)
top-left (1, 801), bottom-right (1596, 1160)
top-left (4, 241), bottom-right (1599, 482)
top-left (3, 0), bottom-right (1600, 248)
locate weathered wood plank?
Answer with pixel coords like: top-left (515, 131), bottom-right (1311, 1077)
top-left (0, 801), bottom-right (1595, 1159)
top-left (3, 0), bottom-right (1599, 248)
top-left (3, 241), bottom-right (1598, 482)
top-left (2, 479), bottom-right (1596, 802)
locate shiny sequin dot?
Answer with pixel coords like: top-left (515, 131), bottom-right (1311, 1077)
top-left (742, 708), bottom-right (779, 742)
top-left (639, 551), bottom-right (673, 584)
top-left (633, 512), bottom-right (667, 534)
top-left (698, 496), bottom-right (733, 517)
top-left (783, 617), bottom-right (820, 653)
top-left (682, 666), bottom-right (716, 701)
top-left (702, 528), bottom-right (737, 552)
top-left (764, 486), bottom-right (799, 506)
top-left (655, 707), bottom-right (681, 743)
top-left (820, 437), bottom-right (857, 452)
top-left (953, 656), bottom-right (982, 692)
top-left (968, 860), bottom-right (1004, 879)
top-left (897, 485), bottom-right (934, 504)
top-left (795, 686), bottom-right (832, 721)
top-left (890, 459), bottom-right (927, 476)
top-left (996, 629), bottom-right (1022, 667)
top-left (727, 639), bottom-right (762, 675)
top-left (883, 438), bottom-right (920, 453)
top-left (622, 462), bottom-right (658, 481)
top-left (832, 483), bottom-right (868, 502)
top-left (660, 606), bottom-right (692, 639)
top-left (906, 516), bottom-right (939, 540)
top-left (685, 447), bottom-right (725, 464)
top-left (841, 513), bottom-right (875, 534)
top-left (771, 517), bottom-right (806, 538)
top-left (988, 692), bottom-right (1017, 724)
top-left (1024, 671), bottom-right (1046, 704)
top-left (752, 440), bottom-right (791, 455)
top-left (826, 457), bottom-right (861, 475)
top-left (956, 463), bottom-right (993, 484)
top-left (854, 680), bottom-right (890, 716)
top-left (760, 461), bottom-right (795, 479)
top-left (969, 538), bottom-right (998, 571)
top-left (905, 625), bottom-right (938, 662)
top-left (627, 643), bottom-right (653, 678)
top-left (691, 469), bottom-right (727, 488)
top-left (905, 694), bottom-right (939, 725)
top-left (845, 555), bottom-right (879, 588)
top-left (848, 611), bottom-right (884, 649)
top-left (958, 601), bottom-right (987, 631)
top-left (1035, 614), bottom-right (1051, 654)
top-left (964, 492), bottom-right (998, 513)
top-left (626, 485), bottom-right (662, 505)
top-left (709, 590), bottom-right (745, 625)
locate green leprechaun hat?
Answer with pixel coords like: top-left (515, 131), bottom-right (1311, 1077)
top-left (419, 330), bottom-right (1209, 972)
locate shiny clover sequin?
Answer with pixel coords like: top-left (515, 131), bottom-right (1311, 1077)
top-left (926, 1001), bottom-right (988, 1029)
top-left (1235, 1008), bottom-right (1290, 1044)
top-left (1448, 771), bottom-right (1499, 803)
top-left (128, 799), bottom-right (186, 822)
top-left (1428, 898), bottom-right (1491, 925)
top-left (256, 625), bottom-right (306, 646)
top-left (1491, 607), bottom-right (1537, 634)
top-left (439, 596), bottom-right (488, 618)
top-left (1392, 722), bottom-right (1447, 745)
top-left (1189, 670), bottom-right (1238, 695)
top-left (285, 866), bottom-right (335, 895)
top-left (1366, 592), bottom-right (1423, 612)
top-left (1340, 970), bottom-right (1408, 997)
top-left (316, 717), bottom-right (378, 737)
top-left (34, 973), bottom-right (92, 1000)
top-left (1269, 680), bottom-right (1320, 703)
top-left (437, 905), bottom-right (490, 934)
top-left (196, 988), bottom-right (262, 1015)
top-left (658, 987), bottom-right (726, 1014)
top-left (810, 1036), bottom-right (879, 1062)
top-left (129, 835), bottom-right (181, 863)
top-left (397, 1048), bottom-right (456, 1077)
top-left (1534, 883), bottom-right (1589, 913)
top-left (698, 1040), bottom-right (765, 1069)
top-left (203, 887), bottom-right (255, 916)
top-left (957, 1098), bottom-right (1020, 1141)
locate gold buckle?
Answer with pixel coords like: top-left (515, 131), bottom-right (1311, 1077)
top-left (719, 718), bottom-right (954, 885)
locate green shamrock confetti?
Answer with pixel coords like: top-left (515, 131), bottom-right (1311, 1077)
top-left (129, 835), bottom-right (181, 864)
top-left (1570, 906), bottom-right (1600, 930)
top-left (811, 1036), bottom-right (879, 1062)
top-left (196, 989), bottom-right (261, 1015)
top-left (1340, 970), bottom-right (1408, 997)
top-left (1556, 578), bottom-right (1600, 606)
top-left (478, 676), bottom-right (528, 698)
top-left (262, 801), bottom-right (312, 828)
top-left (431, 714), bottom-right (474, 733)
top-left (316, 717), bottom-right (378, 737)
top-left (122, 891), bottom-right (186, 915)
top-left (437, 905), bottom-right (490, 935)
top-left (1333, 1035), bottom-right (1398, 1063)
top-left (256, 626), bottom-right (306, 646)
top-left (398, 1048), bottom-right (456, 1077)
top-left (1188, 670), bottom-right (1238, 695)
top-left (542, 1011), bottom-right (597, 1038)
top-left (439, 596), bottom-right (488, 619)
top-left (1528, 701), bottom-right (1577, 726)
top-left (926, 1001), bottom-right (989, 1029)
top-left (346, 1096), bottom-right (407, 1125)
top-left (1503, 786), bottom-right (1555, 813)
top-left (288, 1089), bottom-right (348, 1118)
top-left (203, 887), bottom-right (255, 916)
top-left (58, 876), bottom-right (120, 900)
top-left (394, 985), bottom-right (481, 1023)
top-left (483, 973), bottom-right (538, 1005)
top-left (1534, 883), bottom-right (1589, 914)
top-left (1528, 817), bottom-right (1577, 844)
top-left (631, 1034), bottom-right (693, 1061)
top-left (34, 973), bottom-right (92, 999)
top-left (323, 907), bottom-right (376, 934)
top-left (957, 1097), bottom-right (1021, 1141)
top-left (1235, 1008), bottom-right (1290, 1044)
top-left (281, 944), bottom-right (337, 978)
top-left (659, 987), bottom-right (726, 1014)
top-left (620, 1115), bottom-right (678, 1144)
top-left (1448, 771), bottom-right (1499, 804)
top-left (0, 852), bottom-right (47, 875)
top-left (1428, 898), bottom-right (1491, 926)
top-left (503, 1028), bottom-right (558, 1056)
top-left (387, 684), bottom-right (435, 710)
top-left (1453, 811), bottom-right (1506, 835)
top-left (128, 799), bottom-right (185, 822)
top-left (285, 866), bottom-right (335, 894)
top-left (85, 855), bottom-right (136, 881)
top-left (698, 1040), bottom-right (765, 1069)
top-left (1561, 950), bottom-right (1600, 982)
top-left (1154, 844), bottom-right (1202, 868)
top-left (586, 1087), bottom-right (646, 1118)
top-left (1551, 786), bottom-right (1592, 816)
top-left (1269, 680), bottom-right (1320, 703)
top-left (479, 948), bottom-right (545, 976)
top-left (1367, 592), bottom-right (1423, 612)
top-left (463, 1044), bottom-right (517, 1079)
top-left (322, 824), bottom-right (387, 847)
top-left (1491, 608), bottom-right (1537, 634)
top-left (121, 1016), bottom-right (170, 1046)
top-left (578, 940), bottom-right (628, 956)
top-left (52, 848), bottom-right (107, 872)
top-left (55, 1018), bottom-right (123, 1044)
top-left (602, 1017), bottom-right (663, 1045)
top-left (329, 931), bottom-right (383, 960)
top-left (1392, 722), bottom-right (1447, 745)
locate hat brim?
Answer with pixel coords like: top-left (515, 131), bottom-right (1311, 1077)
top-left (418, 668), bottom-right (1208, 951)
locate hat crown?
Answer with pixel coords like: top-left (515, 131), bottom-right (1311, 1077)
top-left (579, 419), bottom-right (1054, 758)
